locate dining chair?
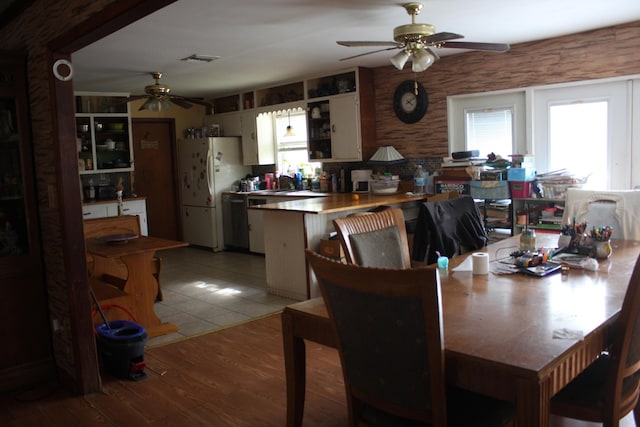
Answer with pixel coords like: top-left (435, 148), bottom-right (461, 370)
top-left (412, 196), bottom-right (488, 265)
top-left (332, 207), bottom-right (411, 268)
top-left (550, 253), bottom-right (640, 426)
top-left (305, 249), bottom-right (514, 427)
top-left (562, 188), bottom-right (640, 240)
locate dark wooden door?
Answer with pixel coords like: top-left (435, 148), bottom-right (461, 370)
top-left (132, 119), bottom-right (179, 240)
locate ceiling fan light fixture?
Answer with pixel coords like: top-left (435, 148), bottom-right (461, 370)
top-left (390, 49), bottom-right (411, 70)
top-left (411, 48), bottom-right (435, 72)
top-left (142, 96), bottom-right (172, 112)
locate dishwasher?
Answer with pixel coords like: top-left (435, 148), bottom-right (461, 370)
top-left (222, 193), bottom-right (249, 250)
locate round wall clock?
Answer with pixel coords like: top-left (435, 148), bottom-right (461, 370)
top-left (393, 80), bottom-right (428, 124)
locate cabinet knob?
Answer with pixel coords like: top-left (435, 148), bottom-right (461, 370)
top-left (331, 124), bottom-right (336, 133)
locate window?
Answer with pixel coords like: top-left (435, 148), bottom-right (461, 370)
top-left (465, 107), bottom-right (513, 158)
top-left (548, 101), bottom-right (608, 188)
top-left (274, 110), bottom-right (320, 176)
top-left (534, 80), bottom-right (630, 189)
top-left (448, 91), bottom-right (525, 159)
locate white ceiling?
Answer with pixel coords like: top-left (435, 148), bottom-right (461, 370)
top-left (71, 0), bottom-right (640, 100)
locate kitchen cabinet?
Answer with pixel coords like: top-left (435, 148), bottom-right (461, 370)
top-left (75, 92), bottom-right (134, 174)
top-left (217, 111), bottom-right (242, 136)
top-left (0, 51), bottom-right (50, 390)
top-left (306, 68), bottom-right (374, 163)
top-left (81, 203), bottom-right (109, 220)
top-left (245, 111), bottom-right (275, 165)
top-left (82, 198), bottom-right (148, 235)
top-left (307, 94), bottom-right (361, 162)
top-left (247, 194), bottom-right (314, 254)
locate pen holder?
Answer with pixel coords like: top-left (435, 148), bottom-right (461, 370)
top-left (593, 240), bottom-right (612, 259)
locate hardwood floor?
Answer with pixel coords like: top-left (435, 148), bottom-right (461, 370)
top-left (0, 313), bottom-right (635, 426)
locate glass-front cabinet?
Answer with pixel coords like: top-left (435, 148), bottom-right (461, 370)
top-left (75, 92), bottom-right (134, 174)
top-left (0, 58), bottom-right (39, 259)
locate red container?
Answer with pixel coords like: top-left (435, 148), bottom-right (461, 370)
top-left (510, 181), bottom-right (533, 198)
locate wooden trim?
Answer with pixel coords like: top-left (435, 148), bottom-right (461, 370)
top-left (48, 0), bottom-right (179, 394)
top-left (49, 0), bottom-right (178, 52)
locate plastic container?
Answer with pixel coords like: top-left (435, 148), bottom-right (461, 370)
top-left (510, 181), bottom-right (533, 198)
top-left (370, 178), bottom-right (400, 194)
top-left (95, 319), bottom-right (148, 381)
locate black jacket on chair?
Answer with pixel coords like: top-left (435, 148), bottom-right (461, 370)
top-left (412, 196), bottom-right (488, 265)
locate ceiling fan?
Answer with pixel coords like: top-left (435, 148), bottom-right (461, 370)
top-left (337, 2), bottom-right (510, 72)
top-left (125, 72), bottom-right (213, 112)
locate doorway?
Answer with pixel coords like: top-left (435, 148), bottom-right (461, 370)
top-left (132, 118), bottom-right (180, 240)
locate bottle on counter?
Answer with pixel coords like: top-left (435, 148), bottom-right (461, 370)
top-left (413, 164), bottom-right (426, 195)
top-left (88, 178), bottom-right (96, 200)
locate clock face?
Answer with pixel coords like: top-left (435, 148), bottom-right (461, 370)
top-left (393, 80), bottom-right (428, 124)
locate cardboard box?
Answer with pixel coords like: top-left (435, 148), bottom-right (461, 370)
top-left (507, 167), bottom-right (536, 182)
top-left (469, 181), bottom-right (510, 199)
top-left (435, 180), bottom-right (470, 195)
top-left (320, 239), bottom-right (344, 261)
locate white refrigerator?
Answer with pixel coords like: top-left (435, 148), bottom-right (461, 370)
top-left (178, 137), bottom-right (250, 251)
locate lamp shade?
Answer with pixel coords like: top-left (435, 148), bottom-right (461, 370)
top-left (368, 145), bottom-right (406, 165)
top-left (390, 50), bottom-right (411, 70)
top-left (412, 49), bottom-right (435, 72)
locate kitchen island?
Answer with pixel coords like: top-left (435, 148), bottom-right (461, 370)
top-left (250, 192), bottom-right (428, 300)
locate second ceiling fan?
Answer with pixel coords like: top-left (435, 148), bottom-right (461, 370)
top-left (125, 72), bottom-right (213, 112)
top-left (337, 2), bottom-right (510, 72)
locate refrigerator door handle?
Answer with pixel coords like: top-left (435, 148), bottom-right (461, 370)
top-left (206, 147), bottom-right (214, 197)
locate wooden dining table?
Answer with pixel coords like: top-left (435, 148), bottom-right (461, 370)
top-left (281, 234), bottom-right (640, 427)
top-left (86, 235), bottom-right (188, 338)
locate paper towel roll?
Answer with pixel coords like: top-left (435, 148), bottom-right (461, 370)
top-left (472, 252), bottom-right (489, 275)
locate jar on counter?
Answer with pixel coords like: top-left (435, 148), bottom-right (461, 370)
top-left (520, 228), bottom-right (536, 252)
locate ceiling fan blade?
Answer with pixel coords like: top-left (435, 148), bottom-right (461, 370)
top-left (180, 97), bottom-right (213, 108)
top-left (337, 41), bottom-right (400, 47)
top-left (137, 99), bottom-right (150, 111)
top-left (340, 46), bottom-right (400, 61)
top-left (442, 41), bottom-right (510, 52)
top-left (422, 32), bottom-right (464, 44)
top-left (169, 97), bottom-right (193, 109)
top-left (427, 47), bottom-right (440, 61)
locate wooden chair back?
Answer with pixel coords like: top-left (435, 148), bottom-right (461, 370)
top-left (605, 253), bottom-right (640, 421)
top-left (83, 215), bottom-right (142, 239)
top-left (551, 253), bottom-right (640, 424)
top-left (332, 208), bottom-right (411, 268)
top-left (305, 249), bottom-right (446, 425)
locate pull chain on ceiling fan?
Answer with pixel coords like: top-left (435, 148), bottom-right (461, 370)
top-left (337, 2), bottom-right (510, 72)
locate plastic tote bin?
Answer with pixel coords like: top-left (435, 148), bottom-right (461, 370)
top-left (469, 181), bottom-right (510, 199)
top-left (509, 181), bottom-right (533, 198)
top-left (95, 319), bottom-right (148, 381)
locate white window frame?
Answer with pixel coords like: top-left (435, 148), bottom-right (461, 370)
top-left (448, 90), bottom-right (526, 156)
top-left (447, 75), bottom-right (640, 189)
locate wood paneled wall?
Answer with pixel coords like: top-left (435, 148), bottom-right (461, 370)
top-left (370, 21), bottom-right (640, 162)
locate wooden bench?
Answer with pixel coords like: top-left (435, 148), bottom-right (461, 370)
top-left (84, 215), bottom-right (163, 303)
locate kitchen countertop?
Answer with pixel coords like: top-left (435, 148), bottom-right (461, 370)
top-left (249, 192), bottom-right (428, 215)
top-left (222, 190), bottom-right (328, 198)
top-left (82, 196), bottom-right (146, 206)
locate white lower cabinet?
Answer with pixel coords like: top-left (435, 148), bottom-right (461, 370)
top-left (82, 198), bottom-right (148, 235)
top-left (248, 208), bottom-right (265, 254)
top-left (81, 203), bottom-right (108, 220)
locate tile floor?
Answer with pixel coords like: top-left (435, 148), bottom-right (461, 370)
top-left (146, 246), bottom-right (298, 347)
